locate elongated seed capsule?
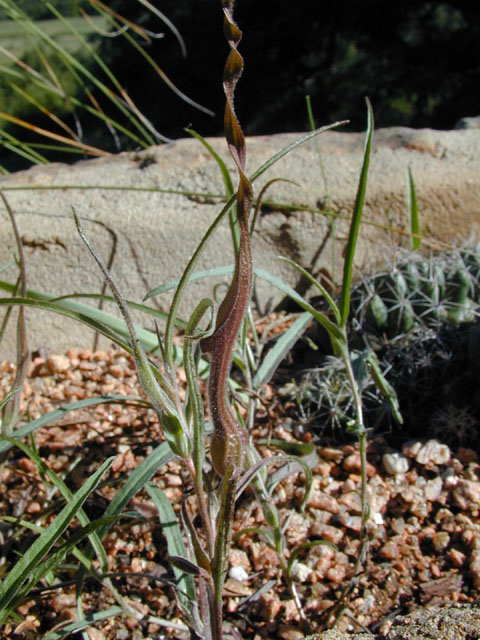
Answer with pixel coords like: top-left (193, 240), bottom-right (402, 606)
top-left (200, 0), bottom-right (252, 477)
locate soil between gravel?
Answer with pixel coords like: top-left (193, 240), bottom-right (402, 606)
top-left (1, 336), bottom-right (480, 639)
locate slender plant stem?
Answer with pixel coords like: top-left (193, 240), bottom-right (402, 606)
top-left (211, 468), bottom-right (237, 640)
top-left (327, 342), bottom-right (370, 628)
top-left (185, 457), bottom-right (215, 558)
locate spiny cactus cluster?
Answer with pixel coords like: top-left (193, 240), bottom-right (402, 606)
top-left (351, 245), bottom-right (480, 341)
top-left (288, 245), bottom-right (480, 445)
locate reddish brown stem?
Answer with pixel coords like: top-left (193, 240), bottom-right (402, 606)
top-left (200, 1), bottom-right (253, 478)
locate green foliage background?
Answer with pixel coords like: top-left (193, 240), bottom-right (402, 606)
top-left (96, 0), bottom-right (480, 137)
top-left (0, 0), bottom-right (479, 168)
top-left (11, 0), bottom-right (90, 20)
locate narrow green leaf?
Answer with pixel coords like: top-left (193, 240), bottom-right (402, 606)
top-left (42, 606), bottom-right (124, 640)
top-left (0, 395), bottom-right (146, 454)
top-left (232, 527), bottom-right (271, 543)
top-left (339, 98), bottom-right (374, 328)
top-left (254, 267), bottom-right (344, 342)
top-left (366, 349), bottom-right (403, 424)
top-left (252, 313), bottom-right (311, 388)
top-left (0, 457), bottom-right (114, 623)
top-left (212, 467), bottom-right (237, 612)
top-left (238, 452), bottom-right (314, 511)
top-left (183, 298), bottom-right (215, 489)
top-left (0, 262), bottom-right (15, 275)
top-left (279, 256), bottom-right (341, 323)
top-left (145, 265), bottom-right (235, 299)
top-left (250, 177), bottom-right (299, 236)
top-left (181, 500), bottom-right (211, 574)
top-left (51, 292), bottom-right (187, 329)
top-left (0, 389), bottom-right (18, 411)
top-left (186, 128), bottom-right (239, 255)
top-left (0, 515), bottom-right (94, 581)
top-left (0, 293), bottom-right (154, 354)
top-left (17, 514), bottom-right (136, 606)
top-left (75, 442), bottom-right (173, 623)
top-left (146, 483), bottom-right (196, 611)
top-left (96, 442), bottom-right (173, 540)
top-left (249, 122), bottom-right (348, 183)
top-left (265, 455), bottom-right (314, 512)
top-left (407, 165), bottom-right (421, 251)
top-left (258, 438), bottom-right (317, 457)
top-left (186, 129), bottom-right (235, 199)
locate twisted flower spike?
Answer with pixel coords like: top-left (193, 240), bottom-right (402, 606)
top-left (200, 0), bottom-right (253, 477)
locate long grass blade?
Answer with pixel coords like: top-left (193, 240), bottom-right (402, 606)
top-left (0, 288), bottom-right (160, 352)
top-left (146, 484), bottom-right (196, 611)
top-left (279, 256), bottom-right (341, 323)
top-left (339, 98), bottom-right (374, 328)
top-left (1, 1), bottom-right (154, 147)
top-left (186, 128), bottom-right (238, 253)
top-left (96, 441), bottom-right (173, 540)
top-left (252, 312), bottom-right (311, 388)
top-left (0, 111), bottom-right (112, 157)
top-left (0, 515), bottom-right (95, 574)
top-left (0, 295), bottom-right (142, 355)
top-left (183, 298), bottom-right (215, 489)
top-left (134, 0), bottom-right (187, 57)
top-left (42, 606), bottom-right (124, 640)
top-left (146, 265), bottom-right (235, 300)
top-left (0, 59), bottom-right (156, 152)
top-left (253, 267), bottom-right (344, 341)
top-left (0, 395), bottom-right (146, 454)
top-left (407, 165), bottom-right (421, 250)
top-left (43, 0), bottom-right (158, 144)
top-left (11, 513), bottom-right (136, 610)
top-left (0, 192), bottom-right (29, 434)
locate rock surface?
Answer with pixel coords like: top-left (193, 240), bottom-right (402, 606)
top-left (309, 602), bottom-right (480, 639)
top-left (1, 126), bottom-right (480, 356)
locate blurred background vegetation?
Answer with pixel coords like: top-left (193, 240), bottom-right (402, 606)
top-left (1, 0), bottom-right (479, 171)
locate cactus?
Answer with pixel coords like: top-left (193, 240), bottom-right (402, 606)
top-left (350, 247), bottom-right (479, 339)
top-left (287, 246), bottom-right (480, 443)
top-left (430, 404), bottom-right (478, 447)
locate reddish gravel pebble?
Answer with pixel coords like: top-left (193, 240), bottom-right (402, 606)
top-left (1, 346), bottom-right (480, 638)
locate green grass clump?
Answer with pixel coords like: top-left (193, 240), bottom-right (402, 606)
top-left (0, 0), bottom-right (211, 170)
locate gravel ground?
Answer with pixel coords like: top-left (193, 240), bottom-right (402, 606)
top-left (1, 345), bottom-right (480, 639)
top-left (314, 602), bottom-right (480, 639)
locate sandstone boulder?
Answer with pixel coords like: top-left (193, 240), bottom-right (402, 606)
top-left (1, 126), bottom-right (479, 356)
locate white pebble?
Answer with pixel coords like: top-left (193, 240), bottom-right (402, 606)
top-left (228, 566), bottom-right (249, 582)
top-left (424, 476), bottom-right (443, 501)
top-left (383, 451), bottom-right (409, 475)
top-left (416, 439), bottom-right (450, 466)
top-left (290, 561), bottom-right (312, 583)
